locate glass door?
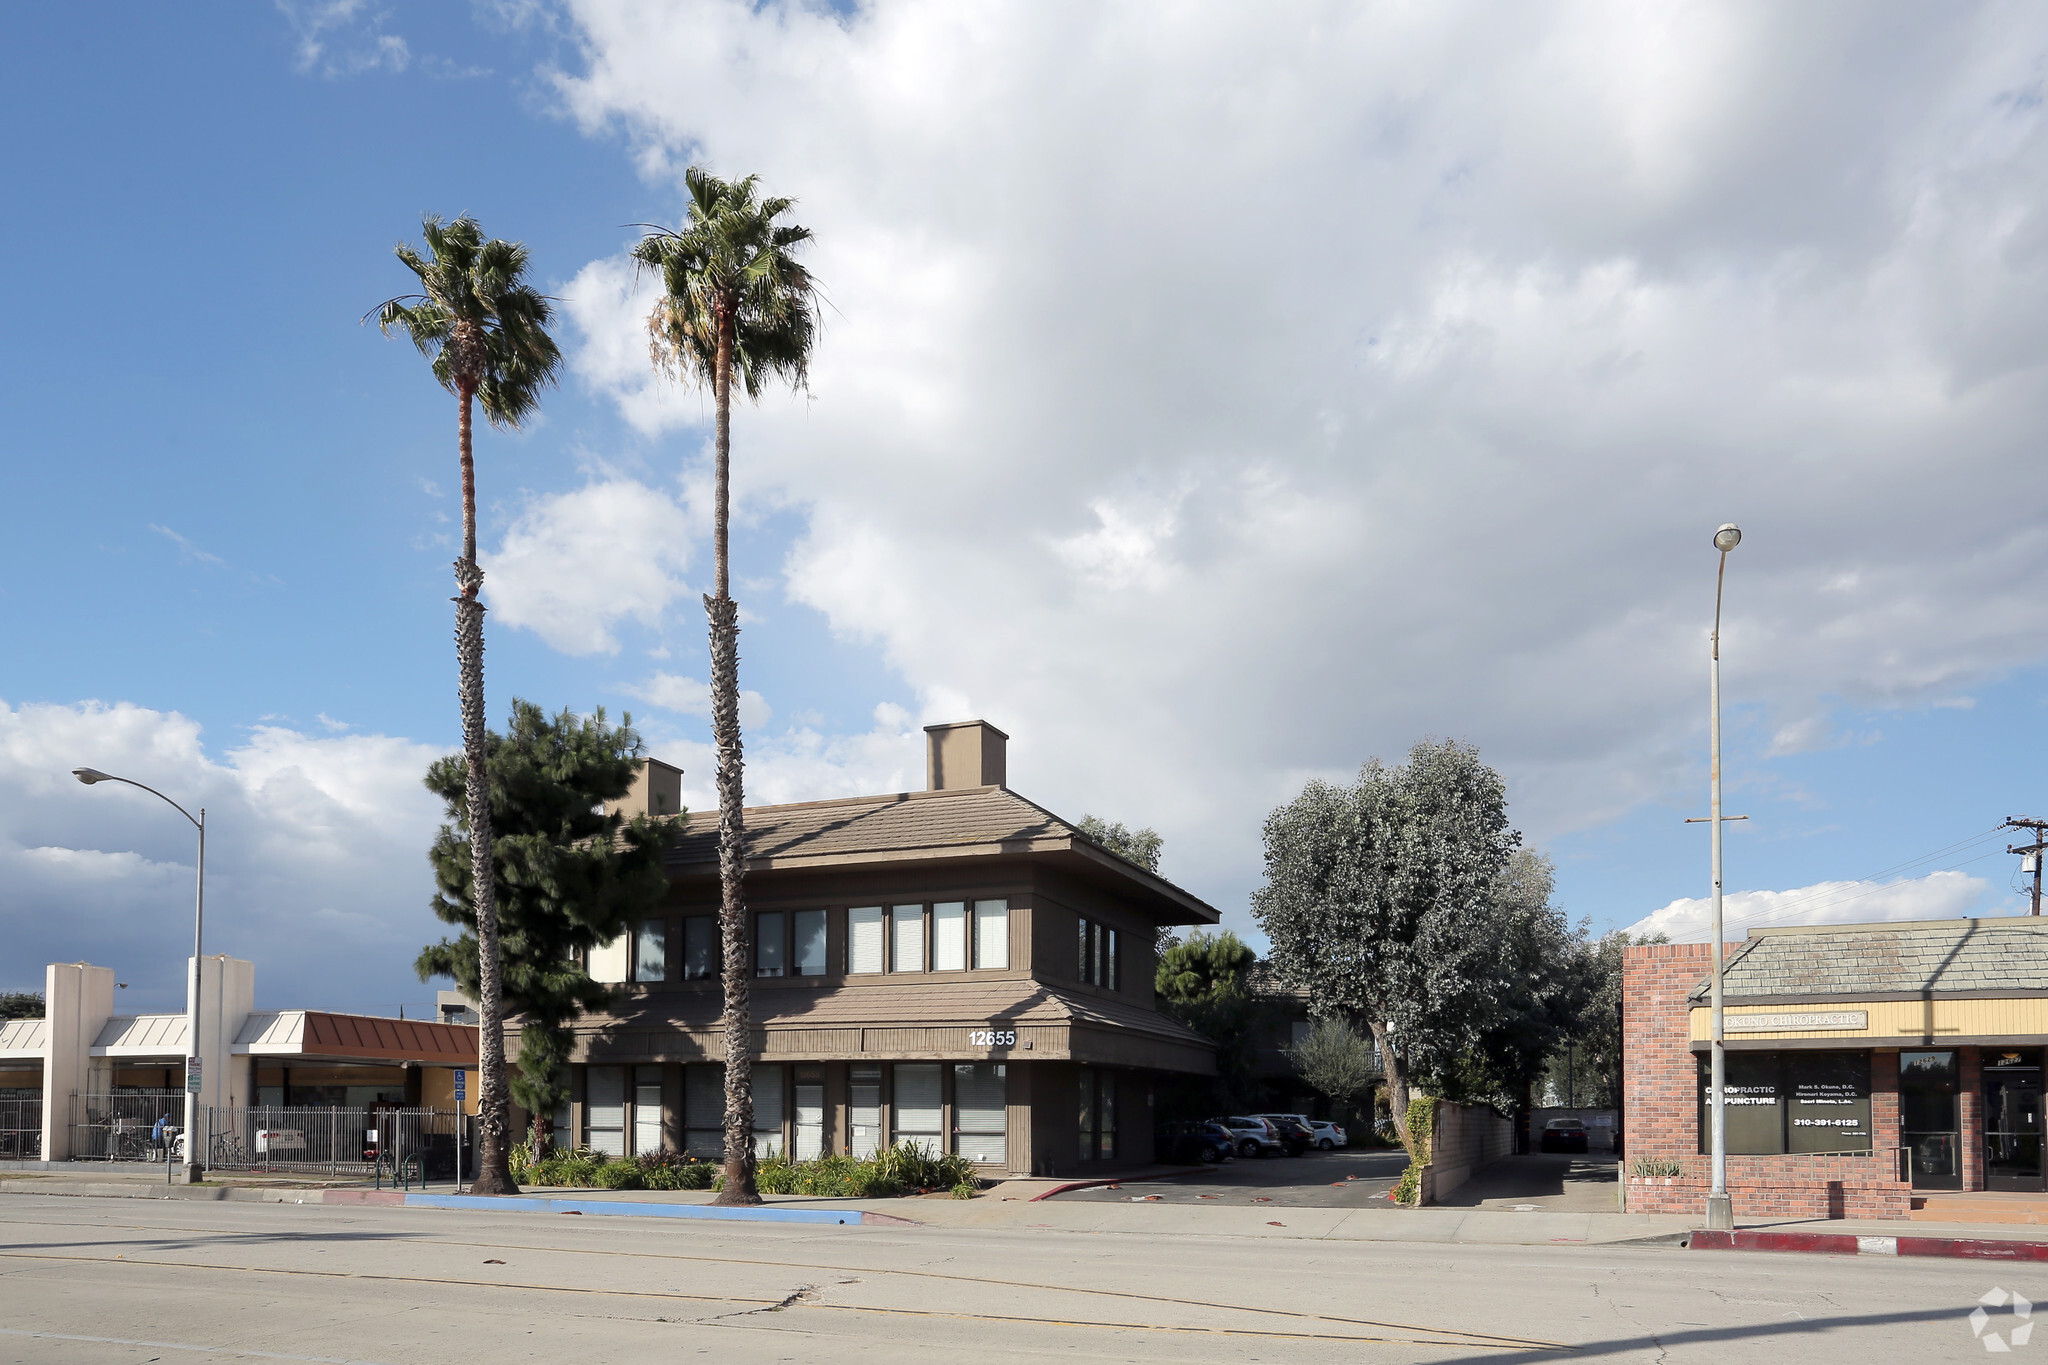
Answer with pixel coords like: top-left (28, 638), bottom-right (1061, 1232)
top-left (1984, 1051), bottom-right (2045, 1193)
top-left (1900, 1051), bottom-right (1960, 1190)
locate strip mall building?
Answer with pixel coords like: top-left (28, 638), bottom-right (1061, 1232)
top-left (534, 721), bottom-right (1222, 1177)
top-left (1623, 917), bottom-right (2048, 1220)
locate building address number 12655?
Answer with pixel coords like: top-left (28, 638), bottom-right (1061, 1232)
top-left (970, 1028), bottom-right (1017, 1048)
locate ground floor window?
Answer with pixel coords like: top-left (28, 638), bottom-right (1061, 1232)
top-left (794, 1066), bottom-right (824, 1161)
top-left (1901, 1050), bottom-right (1960, 1188)
top-left (850, 1064), bottom-right (882, 1158)
top-left (586, 1065), bottom-right (626, 1156)
top-left (753, 1063), bottom-right (785, 1159)
top-left (1078, 1067), bottom-right (1116, 1162)
top-left (632, 1065), bottom-right (662, 1155)
top-left (684, 1065), bottom-right (723, 1160)
top-left (1695, 1050), bottom-right (1871, 1156)
top-left (953, 1064), bottom-right (1006, 1166)
top-left (893, 1063), bottom-right (942, 1150)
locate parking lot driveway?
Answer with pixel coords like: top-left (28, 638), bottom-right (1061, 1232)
top-left (1049, 1146), bottom-right (1409, 1207)
top-left (1434, 1152), bottom-right (1620, 1212)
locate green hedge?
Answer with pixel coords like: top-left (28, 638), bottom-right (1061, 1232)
top-left (511, 1138), bottom-right (979, 1199)
top-left (1393, 1095), bottom-right (1435, 1207)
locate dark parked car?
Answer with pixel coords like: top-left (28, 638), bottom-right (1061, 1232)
top-left (1256, 1114), bottom-right (1316, 1157)
top-left (1155, 1120), bottom-right (1236, 1164)
top-left (1539, 1117), bottom-right (1589, 1153)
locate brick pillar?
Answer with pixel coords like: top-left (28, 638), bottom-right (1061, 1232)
top-left (1960, 1047), bottom-right (1984, 1191)
top-left (1871, 1050), bottom-right (1901, 1182)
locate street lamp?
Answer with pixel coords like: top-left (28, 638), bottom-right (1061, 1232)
top-left (72, 767), bottom-right (205, 1184)
top-left (1705, 523), bottom-right (1740, 1232)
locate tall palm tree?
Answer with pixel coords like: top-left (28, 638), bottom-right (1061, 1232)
top-left (377, 214), bottom-right (560, 1197)
top-left (634, 168), bottom-right (817, 1205)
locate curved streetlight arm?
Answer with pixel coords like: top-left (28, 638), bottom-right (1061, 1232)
top-left (80, 772), bottom-right (203, 831)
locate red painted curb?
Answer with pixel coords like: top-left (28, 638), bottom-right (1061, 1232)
top-left (1689, 1229), bottom-right (2048, 1260)
top-left (1899, 1237), bottom-right (2048, 1261)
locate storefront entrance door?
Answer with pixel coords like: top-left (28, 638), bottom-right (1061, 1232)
top-left (1900, 1051), bottom-right (1962, 1190)
top-left (1984, 1051), bottom-right (2045, 1193)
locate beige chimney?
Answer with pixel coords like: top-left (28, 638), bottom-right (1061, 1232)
top-left (613, 757), bottom-right (685, 819)
top-left (925, 720), bottom-right (1008, 791)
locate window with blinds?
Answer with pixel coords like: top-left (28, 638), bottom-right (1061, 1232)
top-left (952, 1063), bottom-right (1007, 1166)
top-left (684, 1065), bottom-right (723, 1160)
top-left (794, 1069), bottom-right (824, 1161)
top-left (586, 1065), bottom-right (626, 1156)
top-left (587, 934), bottom-right (629, 985)
top-left (973, 900), bottom-right (1009, 969)
top-left (932, 902), bottom-right (967, 971)
top-left (892, 1063), bottom-right (943, 1147)
top-left (753, 1063), bottom-right (785, 1159)
top-left (890, 905), bottom-right (926, 973)
top-left (848, 907), bottom-right (884, 974)
top-left (632, 1065), bottom-right (663, 1155)
top-left (849, 1063), bottom-right (882, 1159)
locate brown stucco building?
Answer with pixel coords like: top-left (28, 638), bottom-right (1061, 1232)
top-left (543, 722), bottom-right (1221, 1177)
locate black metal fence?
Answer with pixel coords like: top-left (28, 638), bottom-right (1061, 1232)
top-left (204, 1106), bottom-right (471, 1184)
top-left (0, 1092), bottom-right (40, 1159)
top-left (69, 1089), bottom-right (184, 1162)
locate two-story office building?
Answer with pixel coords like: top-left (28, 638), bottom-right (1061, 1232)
top-left (538, 721), bottom-right (1221, 1177)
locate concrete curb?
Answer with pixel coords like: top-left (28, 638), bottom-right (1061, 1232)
top-left (399, 1193), bottom-right (918, 1225)
top-left (1027, 1172), bottom-right (1194, 1202)
top-left (1689, 1229), bottom-right (2048, 1260)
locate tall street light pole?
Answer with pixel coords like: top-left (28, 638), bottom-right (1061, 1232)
top-left (1705, 523), bottom-right (1742, 1232)
top-left (72, 767), bottom-right (205, 1184)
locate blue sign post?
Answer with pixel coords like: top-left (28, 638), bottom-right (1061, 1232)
top-left (453, 1070), bottom-right (467, 1190)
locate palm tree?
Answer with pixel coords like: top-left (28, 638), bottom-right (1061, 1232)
top-left (377, 214), bottom-right (560, 1197)
top-left (634, 168), bottom-right (817, 1204)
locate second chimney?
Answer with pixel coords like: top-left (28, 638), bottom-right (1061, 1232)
top-left (925, 720), bottom-right (1008, 791)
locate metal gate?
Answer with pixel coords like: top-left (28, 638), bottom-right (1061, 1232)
top-left (0, 1092), bottom-right (40, 1159)
top-left (205, 1106), bottom-right (470, 1183)
top-left (69, 1089), bottom-right (183, 1162)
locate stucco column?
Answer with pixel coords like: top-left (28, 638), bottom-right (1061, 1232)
top-left (40, 963), bottom-right (115, 1162)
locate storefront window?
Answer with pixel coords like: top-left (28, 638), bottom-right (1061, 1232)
top-left (1901, 1050), bottom-right (1960, 1189)
top-left (1697, 1051), bottom-right (1871, 1155)
top-left (1077, 1067), bottom-right (1116, 1161)
top-left (953, 1064), bottom-right (1007, 1166)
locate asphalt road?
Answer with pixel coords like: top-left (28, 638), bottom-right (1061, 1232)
top-left (1052, 1145), bottom-right (1410, 1206)
top-left (0, 1193), bottom-right (2028, 1363)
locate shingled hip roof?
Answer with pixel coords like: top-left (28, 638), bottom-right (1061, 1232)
top-left (1690, 919), bottom-right (2048, 1001)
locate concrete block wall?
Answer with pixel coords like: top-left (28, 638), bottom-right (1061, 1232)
top-left (1621, 942), bottom-right (1909, 1219)
top-left (1430, 1099), bottom-right (1513, 1200)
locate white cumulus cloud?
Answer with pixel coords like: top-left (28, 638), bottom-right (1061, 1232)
top-left (483, 478), bottom-right (694, 656)
top-left (1624, 868), bottom-right (1999, 943)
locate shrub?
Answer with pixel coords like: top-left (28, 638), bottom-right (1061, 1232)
top-left (874, 1141), bottom-right (977, 1192)
top-left (594, 1159), bottom-right (644, 1191)
top-left (1629, 1157), bottom-right (1685, 1180)
top-left (1394, 1096), bottom-right (1436, 1206)
top-left (950, 1182), bottom-right (976, 1200)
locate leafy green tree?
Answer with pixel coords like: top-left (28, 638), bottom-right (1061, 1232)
top-left (1077, 815), bottom-right (1163, 872)
top-left (633, 168), bottom-right (818, 1205)
top-left (1445, 849), bottom-right (1578, 1124)
top-left (1286, 1018), bottom-right (1381, 1128)
top-left (377, 215), bottom-right (562, 1196)
top-left (417, 701), bottom-right (677, 1155)
top-left (1252, 738), bottom-right (1522, 1158)
top-left (1155, 930), bottom-right (1265, 1113)
top-left (0, 992), bottom-right (43, 1020)
top-left (1542, 928), bottom-right (1661, 1108)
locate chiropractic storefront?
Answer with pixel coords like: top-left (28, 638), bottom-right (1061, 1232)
top-left (1623, 918), bottom-right (2048, 1219)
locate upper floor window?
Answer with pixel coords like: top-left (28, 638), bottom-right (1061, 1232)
top-left (756, 911), bottom-right (787, 977)
top-left (974, 900), bottom-right (1009, 969)
top-left (890, 904), bottom-right (926, 973)
top-left (587, 933), bottom-right (629, 984)
top-left (794, 909), bottom-right (828, 976)
top-left (932, 902), bottom-right (967, 971)
top-left (849, 907), bottom-right (884, 974)
top-left (682, 916), bottom-right (717, 980)
top-left (634, 920), bottom-right (667, 983)
top-left (1077, 916), bottom-right (1120, 990)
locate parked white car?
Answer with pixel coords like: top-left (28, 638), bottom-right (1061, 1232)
top-left (1254, 1112), bottom-right (1348, 1151)
top-left (1212, 1115), bottom-right (1286, 1157)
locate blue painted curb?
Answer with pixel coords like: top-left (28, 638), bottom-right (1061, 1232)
top-left (401, 1194), bottom-right (867, 1223)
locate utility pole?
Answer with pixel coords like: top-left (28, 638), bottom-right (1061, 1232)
top-left (2006, 817), bottom-right (2047, 916)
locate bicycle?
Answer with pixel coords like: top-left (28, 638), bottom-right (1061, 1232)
top-left (210, 1132), bottom-right (249, 1168)
top-left (108, 1128), bottom-right (152, 1163)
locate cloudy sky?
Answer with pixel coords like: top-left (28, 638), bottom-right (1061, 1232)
top-left (4, 2), bottom-right (2047, 1013)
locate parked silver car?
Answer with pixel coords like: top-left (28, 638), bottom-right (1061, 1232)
top-left (1212, 1115), bottom-right (1286, 1158)
top-left (1253, 1112), bottom-right (1347, 1151)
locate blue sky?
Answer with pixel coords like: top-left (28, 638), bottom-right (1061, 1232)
top-left (4, 3), bottom-right (2047, 1014)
